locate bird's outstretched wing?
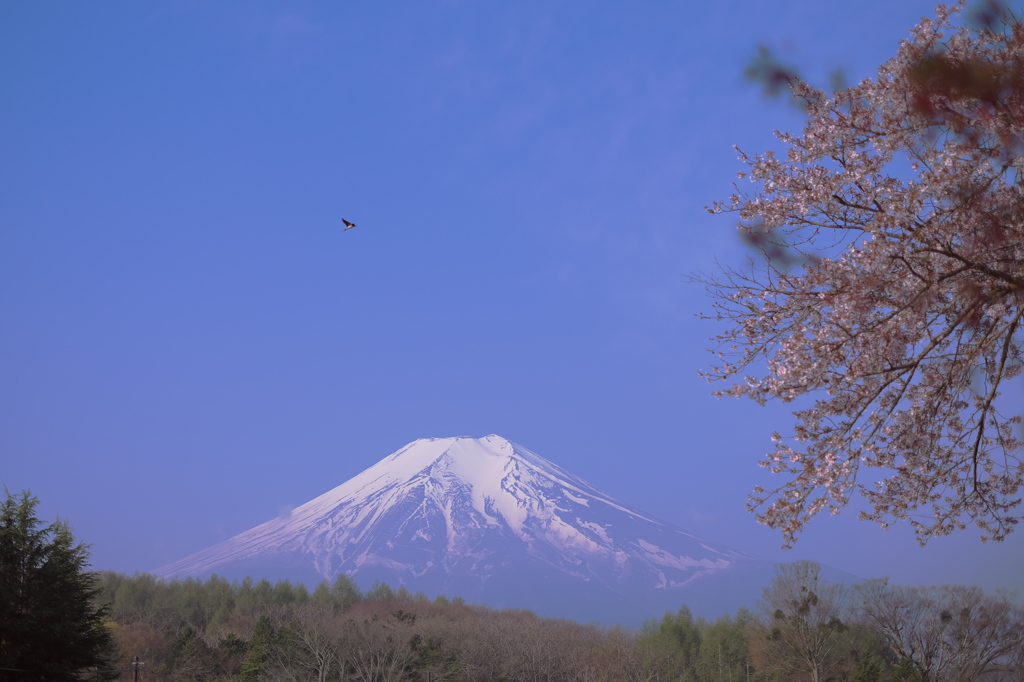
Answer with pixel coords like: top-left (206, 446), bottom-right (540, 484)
top-left (341, 218), bottom-right (357, 230)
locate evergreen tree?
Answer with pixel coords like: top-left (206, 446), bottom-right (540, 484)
top-left (0, 489), bottom-right (114, 681)
top-left (366, 580), bottom-right (396, 601)
top-left (312, 579), bottom-right (333, 608)
top-left (697, 613), bottom-right (750, 682)
top-left (240, 615), bottom-right (275, 681)
top-left (325, 574), bottom-right (361, 606)
top-left (170, 624), bottom-right (214, 681)
top-left (637, 605), bottom-right (703, 680)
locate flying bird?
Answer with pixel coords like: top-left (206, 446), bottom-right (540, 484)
top-left (341, 218), bottom-right (357, 230)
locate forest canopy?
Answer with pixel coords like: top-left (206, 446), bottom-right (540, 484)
top-left (95, 567), bottom-right (1024, 681)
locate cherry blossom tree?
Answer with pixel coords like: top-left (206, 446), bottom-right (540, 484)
top-left (700, 1), bottom-right (1024, 546)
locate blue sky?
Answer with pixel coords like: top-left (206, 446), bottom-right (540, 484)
top-left (2, 0), bottom-right (1022, 601)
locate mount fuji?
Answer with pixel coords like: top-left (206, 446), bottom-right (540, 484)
top-left (155, 435), bottom-right (775, 624)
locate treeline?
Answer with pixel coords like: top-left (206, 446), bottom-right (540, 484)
top-left (745, 562), bottom-right (1024, 682)
top-left (99, 571), bottom-right (643, 681)
top-left (96, 563), bottom-right (1024, 681)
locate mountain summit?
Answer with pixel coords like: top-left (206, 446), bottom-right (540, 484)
top-left (155, 435), bottom-right (773, 623)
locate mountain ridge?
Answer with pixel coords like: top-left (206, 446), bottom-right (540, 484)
top-left (155, 435), bottom-right (777, 624)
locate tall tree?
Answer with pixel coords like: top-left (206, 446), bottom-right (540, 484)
top-left (855, 580), bottom-right (1024, 682)
top-left (240, 614), bottom-right (276, 682)
top-left (637, 605), bottom-right (704, 680)
top-left (751, 561), bottom-right (848, 682)
top-left (0, 489), bottom-right (114, 681)
top-left (696, 611), bottom-right (752, 682)
top-left (699, 0), bottom-right (1024, 546)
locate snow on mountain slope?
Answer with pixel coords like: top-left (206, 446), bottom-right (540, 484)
top-left (154, 435), bottom-right (774, 623)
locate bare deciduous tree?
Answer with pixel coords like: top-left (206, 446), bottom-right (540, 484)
top-left (856, 580), bottom-right (1024, 682)
top-left (751, 561), bottom-right (848, 682)
top-left (271, 605), bottom-right (343, 682)
top-left (344, 614), bottom-right (417, 682)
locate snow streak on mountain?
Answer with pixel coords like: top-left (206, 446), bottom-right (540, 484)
top-left (155, 435), bottom-right (773, 623)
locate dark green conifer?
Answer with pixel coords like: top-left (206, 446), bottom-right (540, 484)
top-left (0, 489), bottom-right (114, 681)
top-left (240, 614), bottom-right (275, 681)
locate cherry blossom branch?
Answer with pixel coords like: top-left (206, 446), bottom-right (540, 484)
top-left (697, 1), bottom-right (1024, 546)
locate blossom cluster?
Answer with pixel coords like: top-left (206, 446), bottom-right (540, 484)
top-left (701, 1), bottom-right (1024, 546)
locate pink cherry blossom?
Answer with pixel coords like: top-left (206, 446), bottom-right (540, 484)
top-left (697, 1), bottom-right (1024, 547)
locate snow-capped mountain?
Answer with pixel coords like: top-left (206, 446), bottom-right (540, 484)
top-left (155, 435), bottom-right (774, 624)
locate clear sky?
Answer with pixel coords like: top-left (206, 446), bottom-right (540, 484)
top-left (2, 1), bottom-right (1022, 601)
